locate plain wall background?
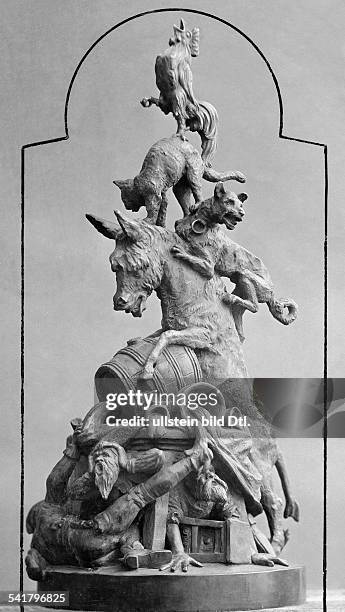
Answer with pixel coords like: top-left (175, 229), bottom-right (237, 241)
top-left (1, 0), bottom-right (344, 594)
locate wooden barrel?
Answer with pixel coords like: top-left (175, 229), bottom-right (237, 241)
top-left (95, 336), bottom-right (202, 402)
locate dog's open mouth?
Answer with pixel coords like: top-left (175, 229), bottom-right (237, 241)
top-left (223, 215), bottom-right (243, 230)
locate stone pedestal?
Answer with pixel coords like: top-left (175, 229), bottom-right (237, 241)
top-left (38, 563), bottom-right (306, 611)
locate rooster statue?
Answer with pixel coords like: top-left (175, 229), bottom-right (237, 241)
top-left (141, 19), bottom-right (219, 167)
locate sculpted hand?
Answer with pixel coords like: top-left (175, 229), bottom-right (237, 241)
top-left (160, 552), bottom-right (203, 573)
top-left (65, 517), bottom-right (95, 530)
top-left (64, 434), bottom-right (80, 461)
top-left (284, 497), bottom-right (300, 522)
top-left (185, 439), bottom-right (213, 472)
top-left (251, 552), bottom-right (288, 567)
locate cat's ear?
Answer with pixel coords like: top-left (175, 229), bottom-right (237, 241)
top-left (214, 182), bottom-right (226, 199)
top-left (113, 179), bottom-right (131, 191)
top-left (238, 192), bottom-right (248, 203)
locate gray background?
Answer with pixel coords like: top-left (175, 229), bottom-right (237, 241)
top-left (1, 0), bottom-right (344, 594)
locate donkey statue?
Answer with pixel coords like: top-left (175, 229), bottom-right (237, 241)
top-left (86, 210), bottom-right (248, 382)
top-left (86, 211), bottom-right (299, 555)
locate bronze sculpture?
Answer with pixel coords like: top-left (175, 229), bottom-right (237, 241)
top-left (26, 18), bottom-right (304, 611)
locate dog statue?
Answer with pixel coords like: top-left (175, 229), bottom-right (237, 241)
top-left (173, 183), bottom-right (298, 342)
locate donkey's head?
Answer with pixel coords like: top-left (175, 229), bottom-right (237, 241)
top-left (86, 211), bottom-right (163, 318)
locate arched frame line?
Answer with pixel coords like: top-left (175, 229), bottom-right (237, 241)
top-left (20, 8), bottom-right (328, 610)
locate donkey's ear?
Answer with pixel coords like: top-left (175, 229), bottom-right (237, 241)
top-left (114, 210), bottom-right (142, 241)
top-left (214, 182), bottom-right (226, 199)
top-left (238, 192), bottom-right (248, 203)
top-left (86, 214), bottom-right (120, 240)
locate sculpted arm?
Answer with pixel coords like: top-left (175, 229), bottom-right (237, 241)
top-left (92, 446), bottom-right (208, 535)
top-left (275, 449), bottom-right (300, 522)
top-left (45, 423), bottom-right (82, 504)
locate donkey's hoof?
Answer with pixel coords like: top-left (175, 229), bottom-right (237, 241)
top-left (141, 364), bottom-right (155, 379)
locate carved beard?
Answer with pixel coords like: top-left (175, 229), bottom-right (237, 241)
top-left (197, 472), bottom-right (228, 504)
top-left (93, 449), bottom-right (120, 500)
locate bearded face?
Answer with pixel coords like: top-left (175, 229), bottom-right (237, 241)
top-left (89, 444), bottom-right (120, 500)
top-left (197, 469), bottom-right (228, 504)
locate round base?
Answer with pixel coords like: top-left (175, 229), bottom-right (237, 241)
top-left (39, 562), bottom-right (306, 611)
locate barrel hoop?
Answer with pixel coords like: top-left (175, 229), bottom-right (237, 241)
top-left (184, 346), bottom-right (203, 381)
top-left (121, 341), bottom-right (175, 393)
top-left (152, 369), bottom-right (166, 394)
top-left (110, 361), bottom-right (134, 391)
top-left (119, 346), bottom-right (147, 366)
top-left (120, 345), bottom-right (168, 393)
top-left (120, 346), bottom-right (164, 391)
top-left (144, 339), bottom-right (186, 392)
top-left (145, 337), bottom-right (156, 345)
top-left (96, 361), bottom-right (133, 393)
top-left (146, 337), bottom-right (202, 384)
top-left (163, 347), bottom-right (184, 389)
top-left (97, 339), bottom-right (202, 398)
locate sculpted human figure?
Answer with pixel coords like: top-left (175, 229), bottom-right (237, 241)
top-left (155, 396), bottom-right (289, 569)
top-left (141, 19), bottom-right (219, 166)
top-left (25, 421), bottom-right (215, 578)
top-left (25, 428), bottom-right (158, 578)
top-left (75, 399), bottom-right (256, 571)
top-left (28, 405), bottom-right (265, 575)
top-left (83, 389), bottom-right (290, 570)
top-left (173, 182), bottom-right (298, 342)
top-left (114, 134), bottom-right (245, 226)
top-left (162, 465), bottom-right (239, 572)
